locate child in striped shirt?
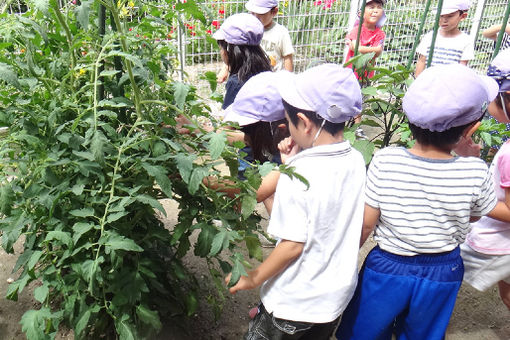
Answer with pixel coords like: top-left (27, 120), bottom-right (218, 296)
top-left (415, 0), bottom-right (473, 77)
top-left (336, 64), bottom-right (505, 340)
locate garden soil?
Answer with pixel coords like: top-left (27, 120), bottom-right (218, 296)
top-left (1, 199), bottom-right (509, 340)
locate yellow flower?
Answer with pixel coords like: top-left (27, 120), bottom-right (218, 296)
top-left (128, 1), bottom-right (135, 8)
top-left (120, 6), bottom-right (129, 17)
top-left (79, 69), bottom-right (86, 75)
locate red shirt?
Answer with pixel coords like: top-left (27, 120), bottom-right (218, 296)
top-left (345, 25), bottom-right (386, 79)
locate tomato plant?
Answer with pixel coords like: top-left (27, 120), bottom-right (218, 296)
top-left (0, 1), bottom-right (273, 338)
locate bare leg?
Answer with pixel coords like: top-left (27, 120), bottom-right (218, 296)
top-left (498, 280), bottom-right (510, 311)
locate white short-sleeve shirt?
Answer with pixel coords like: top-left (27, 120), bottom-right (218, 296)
top-left (417, 30), bottom-right (474, 66)
top-left (260, 141), bottom-right (366, 323)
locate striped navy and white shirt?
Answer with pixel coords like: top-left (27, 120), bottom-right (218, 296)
top-left (367, 147), bottom-right (497, 256)
top-left (417, 31), bottom-right (474, 66)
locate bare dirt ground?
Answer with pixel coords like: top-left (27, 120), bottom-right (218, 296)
top-left (1, 200), bottom-right (508, 340)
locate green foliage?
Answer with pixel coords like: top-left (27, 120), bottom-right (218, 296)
top-left (0, 1), bottom-right (270, 338)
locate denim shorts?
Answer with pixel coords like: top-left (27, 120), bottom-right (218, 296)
top-left (244, 303), bottom-right (339, 340)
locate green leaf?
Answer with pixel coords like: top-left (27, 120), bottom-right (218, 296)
top-left (209, 230), bottom-right (230, 257)
top-left (115, 314), bottom-right (136, 340)
top-left (69, 207), bottom-right (95, 217)
top-left (188, 167), bottom-right (208, 195)
top-left (480, 131), bottom-right (492, 147)
top-left (106, 211), bottom-right (129, 223)
top-left (75, 0), bottom-right (92, 30)
top-left (185, 291), bottom-right (199, 316)
top-left (241, 195), bottom-right (257, 220)
top-left (32, 0), bottom-right (50, 16)
top-left (175, 0), bottom-right (206, 24)
top-left (104, 232), bottom-right (143, 252)
top-left (0, 63), bottom-right (21, 90)
top-left (72, 222), bottom-right (95, 244)
top-left (173, 82), bottom-right (190, 109)
top-left (227, 258), bottom-right (248, 288)
top-left (45, 231), bottom-right (72, 247)
top-left (194, 223), bottom-right (216, 257)
top-left (34, 283), bottom-right (49, 303)
top-left (136, 305), bottom-right (162, 331)
top-left (90, 131), bottom-right (107, 164)
top-left (20, 308), bottom-right (53, 340)
top-left (175, 153), bottom-right (196, 183)
top-left (245, 236), bottom-right (263, 261)
top-left (75, 309), bottom-right (91, 338)
top-left (200, 71), bottom-right (218, 92)
top-left (258, 162), bottom-right (276, 177)
top-left (0, 184), bottom-right (14, 215)
top-left (136, 195), bottom-right (166, 215)
top-left (141, 163), bottom-right (173, 198)
top-left (207, 131), bottom-right (227, 160)
top-left (27, 250), bottom-right (43, 271)
top-left (362, 86), bottom-right (378, 96)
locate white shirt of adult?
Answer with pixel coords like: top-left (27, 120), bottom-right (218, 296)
top-left (260, 141), bottom-right (366, 323)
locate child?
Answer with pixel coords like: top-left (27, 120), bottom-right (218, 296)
top-left (336, 64), bottom-right (499, 340)
top-left (213, 13), bottom-right (271, 109)
top-left (415, 0), bottom-right (473, 77)
top-left (216, 71), bottom-right (288, 213)
top-left (461, 49), bottom-right (510, 311)
top-left (344, 0), bottom-right (386, 139)
top-left (246, 0), bottom-right (295, 72)
top-left (225, 64), bottom-right (366, 339)
top-left (482, 23), bottom-right (510, 50)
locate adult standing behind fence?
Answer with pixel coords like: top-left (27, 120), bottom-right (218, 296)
top-left (482, 23), bottom-right (510, 50)
top-left (415, 0), bottom-right (474, 77)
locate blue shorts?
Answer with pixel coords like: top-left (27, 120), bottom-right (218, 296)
top-left (336, 246), bottom-right (463, 340)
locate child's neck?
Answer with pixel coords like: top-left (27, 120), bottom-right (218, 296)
top-left (311, 130), bottom-right (344, 148)
top-left (363, 21), bottom-right (377, 30)
top-left (440, 27), bottom-right (461, 38)
top-left (265, 21), bottom-right (275, 30)
top-left (408, 142), bottom-right (453, 159)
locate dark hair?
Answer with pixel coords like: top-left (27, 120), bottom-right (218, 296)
top-left (495, 92), bottom-right (510, 109)
top-left (217, 40), bottom-right (271, 83)
top-left (408, 121), bottom-right (476, 147)
top-left (367, 0), bottom-right (384, 6)
top-left (240, 119), bottom-right (289, 163)
top-left (282, 100), bottom-right (345, 135)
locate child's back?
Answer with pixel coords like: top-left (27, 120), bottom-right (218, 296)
top-left (337, 64), bottom-right (499, 340)
top-left (227, 64), bottom-right (365, 339)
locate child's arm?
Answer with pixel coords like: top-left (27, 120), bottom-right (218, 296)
top-left (459, 60), bottom-right (469, 66)
top-left (217, 63), bottom-right (229, 83)
top-left (482, 24), bottom-right (510, 41)
top-left (225, 239), bottom-right (304, 294)
top-left (415, 55), bottom-right (427, 77)
top-left (487, 188), bottom-right (510, 223)
top-left (360, 204), bottom-right (381, 247)
top-left (283, 54), bottom-right (294, 72)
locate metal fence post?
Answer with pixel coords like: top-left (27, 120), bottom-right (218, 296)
top-left (493, 1), bottom-right (510, 59)
top-left (343, 0), bottom-right (361, 64)
top-left (469, 0), bottom-right (487, 49)
top-left (427, 0), bottom-right (444, 68)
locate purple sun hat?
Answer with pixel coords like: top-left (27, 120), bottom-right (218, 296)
top-left (403, 64), bottom-right (498, 132)
top-left (212, 13), bottom-right (264, 45)
top-left (223, 71), bottom-right (285, 126)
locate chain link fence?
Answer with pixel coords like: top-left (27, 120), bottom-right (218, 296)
top-left (177, 0), bottom-right (508, 88)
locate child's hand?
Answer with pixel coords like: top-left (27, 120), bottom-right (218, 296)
top-left (278, 137), bottom-right (300, 164)
top-left (225, 272), bottom-right (256, 294)
top-left (217, 67), bottom-right (229, 83)
top-left (453, 122), bottom-right (482, 157)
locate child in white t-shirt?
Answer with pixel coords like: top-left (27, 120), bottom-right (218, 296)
top-left (415, 0), bottom-right (474, 77)
top-left (225, 64), bottom-right (366, 339)
top-left (461, 49), bottom-right (510, 310)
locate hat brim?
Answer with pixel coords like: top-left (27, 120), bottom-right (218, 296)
top-left (245, 3), bottom-right (272, 14)
top-left (212, 29), bottom-right (225, 41)
top-left (481, 75), bottom-right (500, 101)
top-left (223, 105), bottom-right (259, 126)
